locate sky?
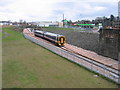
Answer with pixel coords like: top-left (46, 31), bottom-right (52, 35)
top-left (0, 0), bottom-right (119, 22)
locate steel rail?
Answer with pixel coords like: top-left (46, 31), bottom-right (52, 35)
top-left (61, 47), bottom-right (120, 77)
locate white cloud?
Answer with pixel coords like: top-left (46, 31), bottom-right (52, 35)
top-left (0, 0), bottom-right (61, 21)
top-left (0, 0), bottom-right (119, 21)
top-left (52, 1), bottom-right (108, 21)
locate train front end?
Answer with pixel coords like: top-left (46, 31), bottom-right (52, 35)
top-left (57, 36), bottom-right (66, 47)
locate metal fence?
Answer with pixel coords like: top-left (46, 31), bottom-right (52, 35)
top-left (23, 33), bottom-right (120, 84)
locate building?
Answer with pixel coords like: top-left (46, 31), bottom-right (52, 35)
top-left (29, 21), bottom-right (63, 27)
top-left (112, 20), bottom-right (120, 29)
top-left (118, 1), bottom-right (120, 17)
top-left (58, 22), bottom-right (63, 27)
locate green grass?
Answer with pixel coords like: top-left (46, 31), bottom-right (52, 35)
top-left (2, 26), bottom-right (118, 88)
top-left (2, 27), bottom-right (24, 42)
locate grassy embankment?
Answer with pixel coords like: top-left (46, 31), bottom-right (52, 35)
top-left (2, 26), bottom-right (118, 88)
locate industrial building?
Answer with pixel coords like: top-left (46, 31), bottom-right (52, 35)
top-left (29, 21), bottom-right (63, 27)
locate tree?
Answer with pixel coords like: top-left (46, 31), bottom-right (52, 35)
top-left (117, 16), bottom-right (119, 20)
top-left (110, 14), bottom-right (115, 21)
top-left (67, 20), bottom-right (73, 25)
top-left (19, 19), bottom-right (23, 24)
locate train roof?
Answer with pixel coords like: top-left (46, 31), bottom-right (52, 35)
top-left (44, 32), bottom-right (63, 37)
top-left (34, 30), bottom-right (44, 33)
top-left (34, 30), bottom-right (64, 37)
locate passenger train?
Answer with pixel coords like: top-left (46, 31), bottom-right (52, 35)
top-left (34, 30), bottom-right (66, 47)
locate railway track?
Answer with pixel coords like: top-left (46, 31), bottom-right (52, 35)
top-left (61, 46), bottom-right (120, 78)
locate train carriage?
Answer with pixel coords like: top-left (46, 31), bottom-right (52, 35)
top-left (34, 30), bottom-right (44, 37)
top-left (34, 30), bottom-right (66, 47)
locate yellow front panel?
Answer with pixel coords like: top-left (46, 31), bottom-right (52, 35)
top-left (61, 38), bottom-right (64, 43)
